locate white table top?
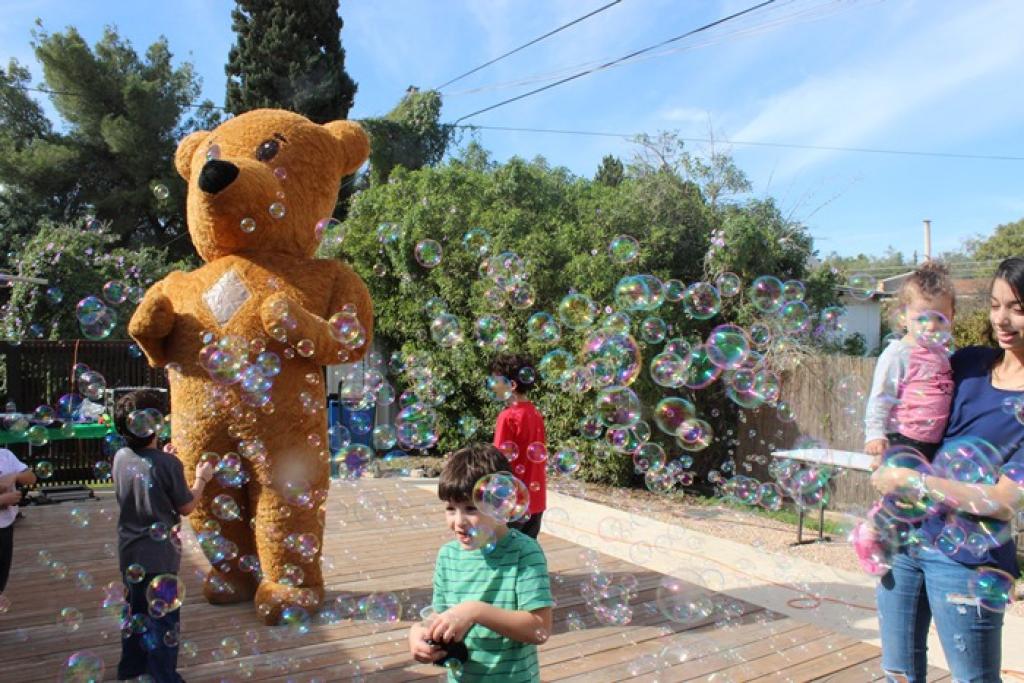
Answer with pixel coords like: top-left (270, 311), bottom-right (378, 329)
top-left (770, 448), bottom-right (874, 472)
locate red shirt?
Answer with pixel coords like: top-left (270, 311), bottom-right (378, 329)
top-left (493, 400), bottom-right (547, 514)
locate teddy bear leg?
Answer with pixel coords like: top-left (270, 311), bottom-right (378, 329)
top-left (249, 478), bottom-right (328, 625)
top-left (190, 479), bottom-right (261, 605)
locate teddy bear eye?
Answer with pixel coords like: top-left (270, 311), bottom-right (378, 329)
top-left (256, 139), bottom-right (280, 162)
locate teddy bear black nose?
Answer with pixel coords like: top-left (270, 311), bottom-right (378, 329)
top-left (198, 159), bottom-right (240, 195)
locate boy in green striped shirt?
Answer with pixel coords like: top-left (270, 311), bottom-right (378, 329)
top-left (408, 444), bottom-right (553, 682)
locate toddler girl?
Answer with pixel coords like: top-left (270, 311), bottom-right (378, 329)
top-left (853, 261), bottom-right (956, 574)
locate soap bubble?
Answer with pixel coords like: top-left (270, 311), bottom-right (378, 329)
top-left (315, 217), bottom-right (345, 247)
top-left (430, 313), bottom-right (463, 348)
top-left (474, 315), bottom-right (508, 349)
top-left (467, 525), bottom-right (497, 553)
top-left (558, 292), bottom-right (597, 330)
top-left (102, 280), bottom-right (127, 305)
top-left (614, 275), bottom-right (664, 312)
top-left (553, 448), bottom-right (583, 474)
top-left (780, 301), bottom-right (811, 335)
top-left (580, 331), bottom-right (641, 387)
top-left (61, 651), bottom-right (105, 682)
top-left (683, 282), bottom-right (720, 320)
top-left (656, 576), bottom-right (711, 624)
top-left (126, 408), bottom-right (161, 438)
top-left (146, 574), bottom-right (185, 612)
top-left (640, 317), bottom-right (668, 345)
top-left (749, 276), bottom-right (784, 314)
top-left (240, 217), bottom-right (257, 233)
top-left (59, 606), bottom-right (83, 632)
top-left (525, 442), bottom-right (548, 464)
top-left (77, 370), bottom-right (106, 400)
top-left (363, 592), bottom-right (402, 622)
top-left (912, 310), bottom-right (953, 351)
top-left (705, 324), bottom-right (750, 370)
top-left (395, 403), bottom-right (439, 450)
top-left (473, 472), bottom-right (529, 523)
top-left (462, 227), bottom-right (491, 256)
top-left (847, 273), bottom-right (876, 300)
top-left (609, 235), bottom-right (640, 263)
top-left (152, 184), bottom-right (170, 200)
top-left (653, 397), bottom-right (696, 436)
top-left (969, 567), bottom-right (1015, 612)
top-left (538, 349), bottom-right (574, 385)
top-left (80, 306), bottom-right (117, 340)
top-left (526, 312), bottom-right (561, 344)
top-left (715, 272), bottom-right (742, 298)
top-left (414, 239), bottom-right (443, 268)
top-left (93, 460), bottom-right (112, 480)
top-left (35, 459), bottom-right (54, 478)
top-left (268, 202), bottom-right (286, 219)
top-left (75, 296), bottom-right (105, 324)
top-left (677, 418), bottom-right (713, 452)
top-left (594, 386), bottom-right (641, 428)
top-left (211, 494), bottom-right (241, 521)
top-left (46, 286), bottom-right (64, 304)
top-left (783, 279), bottom-right (806, 301)
top-left (649, 352), bottom-right (688, 388)
top-left (683, 346), bottom-right (721, 390)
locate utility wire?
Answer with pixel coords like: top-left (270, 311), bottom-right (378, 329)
top-left (455, 124), bottom-right (1024, 162)
top-left (434, 0), bottom-right (625, 91)
top-left (451, 0), bottom-right (777, 124)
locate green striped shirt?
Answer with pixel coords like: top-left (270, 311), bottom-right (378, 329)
top-left (433, 529), bottom-right (553, 682)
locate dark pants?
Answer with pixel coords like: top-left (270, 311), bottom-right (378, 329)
top-left (886, 432), bottom-right (939, 461)
top-left (509, 511), bottom-right (543, 539)
top-left (118, 573), bottom-right (182, 683)
top-left (0, 525), bottom-right (12, 592)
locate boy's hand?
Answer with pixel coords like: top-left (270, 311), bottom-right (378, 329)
top-left (428, 602), bottom-right (480, 644)
top-left (0, 473), bottom-right (18, 490)
top-left (195, 461), bottom-right (216, 484)
top-left (409, 623), bottom-right (445, 664)
top-left (865, 439), bottom-right (888, 470)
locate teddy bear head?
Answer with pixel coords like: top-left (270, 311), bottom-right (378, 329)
top-left (174, 109), bottom-right (369, 262)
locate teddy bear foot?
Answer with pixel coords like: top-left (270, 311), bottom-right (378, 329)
top-left (203, 568), bottom-right (258, 605)
top-left (254, 580), bottom-right (325, 625)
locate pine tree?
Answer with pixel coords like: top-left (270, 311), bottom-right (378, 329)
top-left (595, 155), bottom-right (624, 187)
top-left (225, 0), bottom-right (357, 124)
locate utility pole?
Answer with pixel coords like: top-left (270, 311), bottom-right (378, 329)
top-left (923, 219), bottom-right (932, 261)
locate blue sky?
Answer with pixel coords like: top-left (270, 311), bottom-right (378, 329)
top-left (2, 0), bottom-right (1023, 260)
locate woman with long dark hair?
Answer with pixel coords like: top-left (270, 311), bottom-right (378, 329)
top-left (872, 257), bottom-right (1024, 681)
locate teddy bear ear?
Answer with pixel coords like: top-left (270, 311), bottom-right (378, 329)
top-left (174, 130), bottom-right (211, 182)
top-left (323, 120), bottom-right (370, 176)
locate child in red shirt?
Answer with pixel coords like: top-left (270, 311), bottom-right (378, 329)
top-left (489, 353), bottom-right (547, 539)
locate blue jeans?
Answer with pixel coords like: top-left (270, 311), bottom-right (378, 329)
top-left (118, 574), bottom-right (183, 683)
top-left (876, 546), bottom-right (1004, 682)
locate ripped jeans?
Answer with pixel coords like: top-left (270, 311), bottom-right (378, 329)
top-left (876, 546), bottom-right (1004, 682)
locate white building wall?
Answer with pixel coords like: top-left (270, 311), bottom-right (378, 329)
top-left (839, 299), bottom-right (882, 353)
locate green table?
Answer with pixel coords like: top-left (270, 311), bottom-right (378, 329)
top-left (0, 422), bottom-right (112, 446)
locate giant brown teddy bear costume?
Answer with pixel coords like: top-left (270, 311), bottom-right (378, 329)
top-left (128, 109), bottom-right (373, 624)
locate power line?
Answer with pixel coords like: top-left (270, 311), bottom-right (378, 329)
top-left (454, 124), bottom-right (1024, 162)
top-left (451, 0), bottom-right (777, 124)
top-left (435, 0), bottom-right (625, 91)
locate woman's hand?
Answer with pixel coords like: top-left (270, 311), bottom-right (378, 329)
top-left (871, 466), bottom-right (919, 496)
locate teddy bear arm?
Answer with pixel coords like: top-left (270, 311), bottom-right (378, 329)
top-left (326, 265), bottom-right (374, 364)
top-left (260, 291), bottom-right (347, 366)
top-left (128, 280), bottom-right (178, 367)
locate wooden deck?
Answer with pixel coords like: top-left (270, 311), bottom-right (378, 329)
top-left (0, 478), bottom-right (951, 682)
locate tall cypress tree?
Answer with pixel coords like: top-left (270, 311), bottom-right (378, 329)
top-left (225, 0), bottom-right (357, 124)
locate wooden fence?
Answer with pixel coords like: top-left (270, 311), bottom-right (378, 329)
top-left (0, 340), bottom-right (167, 486)
top-left (735, 354), bottom-right (878, 512)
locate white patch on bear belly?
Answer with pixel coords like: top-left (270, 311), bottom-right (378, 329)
top-left (203, 269), bottom-right (251, 326)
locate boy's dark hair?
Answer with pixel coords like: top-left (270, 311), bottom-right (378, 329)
top-left (489, 353), bottom-right (536, 393)
top-left (114, 389), bottom-right (168, 450)
top-left (438, 443), bottom-right (510, 503)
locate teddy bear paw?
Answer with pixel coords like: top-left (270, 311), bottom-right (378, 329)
top-left (254, 580), bottom-right (325, 625)
top-left (202, 568), bottom-right (258, 605)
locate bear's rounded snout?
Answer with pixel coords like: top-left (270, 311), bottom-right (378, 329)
top-left (198, 159), bottom-right (240, 195)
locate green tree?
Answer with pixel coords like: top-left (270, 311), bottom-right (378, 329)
top-left (225, 0), bottom-right (357, 124)
top-left (0, 26), bottom-right (218, 260)
top-left (327, 143), bottom-right (831, 486)
top-left (595, 154), bottom-right (624, 187)
top-left (968, 218), bottom-right (1024, 261)
top-left (361, 89), bottom-right (456, 186)
top-left (0, 219), bottom-right (187, 340)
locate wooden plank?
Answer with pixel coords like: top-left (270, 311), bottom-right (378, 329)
top-left (1, 478), bottom-right (909, 682)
